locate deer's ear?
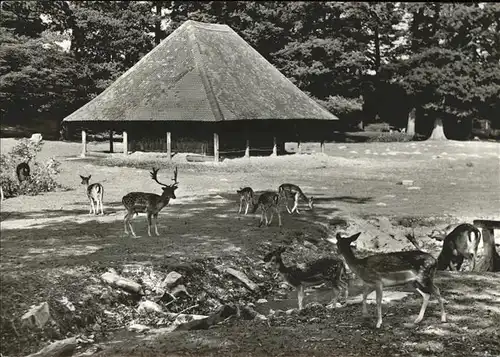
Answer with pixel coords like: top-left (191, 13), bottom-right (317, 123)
top-left (349, 232), bottom-right (362, 242)
top-left (88, 175), bottom-right (91, 179)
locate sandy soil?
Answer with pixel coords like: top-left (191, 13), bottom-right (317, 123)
top-left (1, 138), bottom-right (499, 357)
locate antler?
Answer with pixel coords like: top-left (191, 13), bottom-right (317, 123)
top-left (171, 166), bottom-right (178, 186)
top-left (405, 229), bottom-right (423, 251)
top-left (150, 167), bottom-right (169, 187)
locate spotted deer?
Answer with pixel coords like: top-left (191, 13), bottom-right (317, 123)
top-left (237, 187), bottom-right (255, 215)
top-left (80, 175), bottom-right (104, 215)
top-left (122, 167), bottom-right (178, 237)
top-left (336, 232), bottom-right (447, 329)
top-left (264, 246), bottom-right (348, 310)
top-left (251, 191), bottom-right (282, 227)
top-left (278, 183), bottom-right (313, 214)
top-left (408, 223), bottom-right (481, 272)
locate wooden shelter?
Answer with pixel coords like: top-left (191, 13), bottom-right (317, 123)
top-left (61, 20), bottom-right (339, 161)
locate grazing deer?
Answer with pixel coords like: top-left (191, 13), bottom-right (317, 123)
top-left (264, 246), bottom-right (348, 310)
top-left (336, 232), bottom-right (447, 329)
top-left (409, 223), bottom-right (481, 272)
top-left (237, 187), bottom-right (255, 215)
top-left (251, 191), bottom-right (282, 227)
top-left (278, 183), bottom-right (313, 214)
top-left (122, 167), bottom-right (178, 237)
top-left (80, 175), bottom-right (104, 215)
top-left (16, 162), bottom-right (30, 183)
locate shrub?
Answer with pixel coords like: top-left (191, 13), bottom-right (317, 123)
top-left (0, 139), bottom-right (62, 198)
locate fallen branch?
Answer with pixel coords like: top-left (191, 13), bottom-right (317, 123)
top-left (216, 266), bottom-right (258, 291)
top-left (175, 304), bottom-right (239, 331)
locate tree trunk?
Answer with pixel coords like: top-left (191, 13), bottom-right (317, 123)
top-left (154, 3), bottom-right (163, 45)
top-left (407, 107), bottom-right (416, 136)
top-left (473, 221), bottom-right (500, 272)
top-left (428, 118), bottom-right (447, 140)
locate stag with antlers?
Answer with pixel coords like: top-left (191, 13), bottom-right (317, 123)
top-left (122, 167), bottom-right (179, 237)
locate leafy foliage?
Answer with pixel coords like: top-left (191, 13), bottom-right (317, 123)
top-left (0, 139), bottom-right (62, 198)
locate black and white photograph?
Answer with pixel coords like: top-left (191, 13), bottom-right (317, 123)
top-left (1, 1), bottom-right (499, 356)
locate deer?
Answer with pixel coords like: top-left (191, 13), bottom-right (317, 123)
top-left (251, 191), bottom-right (282, 227)
top-left (336, 232), bottom-right (447, 329)
top-left (122, 167), bottom-right (178, 237)
top-left (278, 183), bottom-right (313, 215)
top-left (237, 187), bottom-right (255, 215)
top-left (264, 246), bottom-right (349, 310)
top-left (407, 223), bottom-right (481, 272)
top-left (16, 162), bottom-right (30, 183)
top-left (80, 175), bottom-right (104, 215)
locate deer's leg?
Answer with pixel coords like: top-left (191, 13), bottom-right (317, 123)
top-left (268, 210), bottom-right (274, 226)
top-left (431, 283), bottom-right (447, 323)
top-left (124, 213), bottom-right (129, 234)
top-left (244, 201), bottom-right (250, 215)
top-left (327, 286), bottom-right (341, 309)
top-left (297, 285), bottom-right (305, 310)
top-left (362, 285), bottom-right (375, 317)
top-left (277, 208), bottom-right (282, 227)
top-left (291, 193), bottom-right (299, 214)
top-left (99, 196), bottom-right (104, 215)
top-left (238, 198), bottom-right (243, 214)
top-left (414, 287), bottom-right (431, 324)
top-left (89, 199), bottom-right (94, 215)
top-left (375, 282), bottom-right (384, 329)
top-left (154, 213), bottom-right (160, 236)
top-left (147, 213), bottom-right (152, 237)
top-left (258, 208), bottom-right (265, 227)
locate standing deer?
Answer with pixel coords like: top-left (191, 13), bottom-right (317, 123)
top-left (16, 162), bottom-right (31, 183)
top-left (251, 191), bottom-right (282, 227)
top-left (264, 246), bottom-right (349, 310)
top-left (122, 167), bottom-right (178, 237)
top-left (408, 223), bottom-right (481, 272)
top-left (237, 187), bottom-right (255, 215)
top-left (278, 183), bottom-right (313, 214)
top-left (80, 175), bottom-right (104, 215)
top-left (336, 232), bottom-right (447, 329)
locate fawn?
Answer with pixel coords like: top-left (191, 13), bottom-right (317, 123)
top-left (252, 191), bottom-right (282, 227)
top-left (336, 232), bottom-right (447, 329)
top-left (122, 167), bottom-right (178, 237)
top-left (278, 183), bottom-right (313, 214)
top-left (237, 187), bottom-right (255, 215)
top-left (264, 246), bottom-right (349, 310)
top-left (80, 175), bottom-right (104, 215)
top-left (409, 223), bottom-right (481, 272)
top-left (16, 162), bottom-right (31, 183)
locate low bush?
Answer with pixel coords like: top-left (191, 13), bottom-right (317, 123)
top-left (0, 138), bottom-right (62, 198)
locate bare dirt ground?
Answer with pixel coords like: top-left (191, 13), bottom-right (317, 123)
top-left (1, 138), bottom-right (499, 357)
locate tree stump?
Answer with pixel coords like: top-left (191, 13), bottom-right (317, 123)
top-left (473, 220), bottom-right (500, 272)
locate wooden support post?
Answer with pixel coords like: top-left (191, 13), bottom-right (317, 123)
top-left (167, 132), bottom-right (172, 160)
top-left (109, 130), bottom-right (114, 153)
top-left (80, 130), bottom-right (87, 158)
top-left (320, 140), bottom-right (325, 153)
top-left (272, 137), bottom-right (277, 156)
top-left (214, 132), bottom-right (219, 163)
top-left (245, 139), bottom-right (250, 158)
top-left (123, 131), bottom-right (128, 156)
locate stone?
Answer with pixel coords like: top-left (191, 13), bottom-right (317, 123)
top-left (26, 336), bottom-right (77, 357)
top-left (101, 271), bottom-right (143, 295)
top-left (400, 180), bottom-right (414, 186)
top-left (128, 323), bottom-right (150, 333)
top-left (162, 271), bottom-right (182, 288)
top-left (256, 298), bottom-right (268, 304)
top-left (137, 300), bottom-right (163, 314)
top-left (170, 284), bottom-right (191, 298)
top-left (21, 302), bottom-right (51, 328)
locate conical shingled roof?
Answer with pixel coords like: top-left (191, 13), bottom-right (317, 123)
top-left (62, 20), bottom-right (338, 123)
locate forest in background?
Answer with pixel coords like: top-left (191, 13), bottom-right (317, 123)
top-left (1, 1), bottom-right (499, 140)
